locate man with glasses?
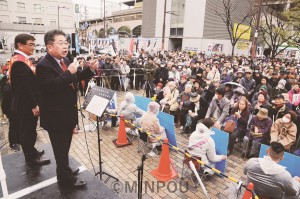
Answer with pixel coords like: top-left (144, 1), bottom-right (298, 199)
top-left (10, 33), bottom-right (50, 165)
top-left (36, 30), bottom-right (97, 188)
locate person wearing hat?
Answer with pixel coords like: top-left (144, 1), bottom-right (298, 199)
top-left (270, 79), bottom-right (288, 100)
top-left (232, 68), bottom-right (244, 83)
top-left (205, 87), bottom-right (230, 129)
top-left (268, 94), bottom-right (290, 122)
top-left (240, 68), bottom-right (256, 98)
top-left (251, 85), bottom-right (271, 103)
top-left (177, 84), bottom-right (193, 130)
top-left (154, 83), bottom-right (164, 103)
top-left (242, 108), bottom-right (272, 158)
top-left (178, 74), bottom-right (188, 94)
top-left (279, 69), bottom-right (292, 91)
top-left (271, 110), bottom-right (297, 151)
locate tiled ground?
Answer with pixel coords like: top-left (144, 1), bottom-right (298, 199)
top-left (0, 89), bottom-right (248, 199)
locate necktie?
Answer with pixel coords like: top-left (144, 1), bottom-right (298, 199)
top-left (60, 60), bottom-right (67, 71)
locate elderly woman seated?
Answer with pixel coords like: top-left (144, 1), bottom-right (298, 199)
top-left (187, 118), bottom-right (227, 176)
top-left (118, 92), bottom-right (145, 128)
top-left (140, 101), bottom-right (167, 156)
top-left (270, 110), bottom-right (297, 151)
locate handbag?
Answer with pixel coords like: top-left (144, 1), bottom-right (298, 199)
top-left (223, 116), bottom-right (237, 133)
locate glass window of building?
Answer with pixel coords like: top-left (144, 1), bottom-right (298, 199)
top-left (17, 2), bottom-right (25, 12)
top-left (170, 0), bottom-right (185, 35)
top-left (132, 25), bottom-right (141, 37)
top-left (17, 16), bottom-right (26, 23)
top-left (34, 4), bottom-right (41, 13)
top-left (0, 0), bottom-right (8, 10)
top-left (0, 15), bottom-right (9, 23)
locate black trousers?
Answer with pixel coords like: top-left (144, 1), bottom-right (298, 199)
top-left (145, 80), bottom-right (154, 98)
top-left (179, 109), bottom-right (189, 127)
top-left (17, 112), bottom-right (38, 160)
top-left (135, 75), bottom-right (144, 90)
top-left (47, 126), bottom-right (74, 181)
top-left (111, 76), bottom-right (119, 91)
top-left (6, 112), bottom-right (19, 145)
top-left (78, 81), bottom-right (84, 96)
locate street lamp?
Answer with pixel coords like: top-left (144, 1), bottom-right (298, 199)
top-left (58, 6), bottom-right (66, 30)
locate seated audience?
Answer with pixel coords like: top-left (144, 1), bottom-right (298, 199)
top-left (250, 92), bottom-right (271, 115)
top-left (177, 84), bottom-right (193, 130)
top-left (140, 102), bottom-right (167, 156)
top-left (244, 142), bottom-right (300, 198)
top-left (270, 110), bottom-right (297, 151)
top-left (227, 99), bottom-right (250, 155)
top-left (187, 118), bottom-right (227, 176)
top-left (242, 108), bottom-right (272, 158)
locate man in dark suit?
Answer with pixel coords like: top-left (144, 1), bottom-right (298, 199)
top-left (36, 30), bottom-right (96, 188)
top-left (10, 33), bottom-right (50, 165)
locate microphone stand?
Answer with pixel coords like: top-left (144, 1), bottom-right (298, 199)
top-left (136, 154), bottom-right (147, 199)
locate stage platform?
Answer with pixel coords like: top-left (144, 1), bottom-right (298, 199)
top-left (0, 144), bottom-right (121, 199)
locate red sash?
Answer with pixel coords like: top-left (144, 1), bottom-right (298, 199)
top-left (8, 54), bottom-right (36, 76)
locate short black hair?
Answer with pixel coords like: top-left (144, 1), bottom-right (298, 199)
top-left (199, 118), bottom-right (215, 129)
top-left (14, 34), bottom-right (35, 49)
top-left (269, 142), bottom-right (285, 158)
top-left (215, 87), bottom-right (225, 96)
top-left (44, 29), bottom-right (66, 46)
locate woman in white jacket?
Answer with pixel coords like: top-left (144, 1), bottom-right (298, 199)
top-left (187, 118), bottom-right (227, 176)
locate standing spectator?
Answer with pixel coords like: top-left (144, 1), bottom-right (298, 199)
top-left (154, 63), bottom-right (169, 85)
top-left (119, 58), bottom-right (130, 91)
top-left (101, 57), bottom-right (113, 89)
top-left (135, 59), bottom-right (145, 90)
top-left (111, 57), bottom-right (120, 91)
top-left (242, 108), bottom-right (272, 158)
top-left (205, 87), bottom-right (230, 129)
top-left (270, 111), bottom-right (297, 151)
top-left (144, 56), bottom-right (156, 98)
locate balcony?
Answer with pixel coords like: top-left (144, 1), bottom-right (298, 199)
top-left (112, 7), bottom-right (142, 17)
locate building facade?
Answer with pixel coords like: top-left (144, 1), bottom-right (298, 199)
top-left (142, 0), bottom-right (254, 55)
top-left (0, 0), bottom-right (74, 49)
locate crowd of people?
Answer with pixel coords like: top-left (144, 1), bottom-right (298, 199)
top-left (1, 32), bottom-right (300, 196)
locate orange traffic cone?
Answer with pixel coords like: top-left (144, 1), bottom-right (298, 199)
top-left (242, 182), bottom-right (255, 199)
top-left (151, 139), bottom-right (178, 182)
top-left (113, 115), bottom-right (132, 147)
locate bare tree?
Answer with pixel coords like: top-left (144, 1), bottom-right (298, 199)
top-left (214, 0), bottom-right (256, 61)
top-left (259, 1), bottom-right (300, 59)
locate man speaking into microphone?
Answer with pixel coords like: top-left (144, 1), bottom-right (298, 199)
top-left (36, 30), bottom-right (97, 188)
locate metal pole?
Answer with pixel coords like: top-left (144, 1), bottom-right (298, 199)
top-left (161, 0), bottom-right (167, 51)
top-left (104, 0), bottom-right (106, 38)
top-left (251, 0), bottom-right (263, 59)
top-left (58, 6), bottom-right (60, 30)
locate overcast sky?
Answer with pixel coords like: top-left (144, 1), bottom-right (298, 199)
top-left (72, 0), bottom-right (129, 20)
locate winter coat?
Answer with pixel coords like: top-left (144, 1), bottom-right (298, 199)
top-left (250, 100), bottom-right (272, 115)
top-left (240, 77), bottom-right (256, 96)
top-left (246, 116), bottom-right (272, 143)
top-left (187, 123), bottom-right (223, 164)
top-left (154, 67), bottom-right (169, 84)
top-left (270, 118), bottom-right (297, 150)
top-left (119, 64), bottom-right (130, 77)
top-left (177, 91), bottom-right (192, 111)
top-left (229, 107), bottom-right (250, 130)
top-left (167, 88), bottom-right (179, 112)
top-left (144, 63), bottom-right (156, 81)
top-left (288, 89), bottom-right (300, 105)
top-left (140, 112), bottom-right (167, 142)
top-left (244, 156), bottom-right (300, 198)
top-left (207, 69), bottom-right (220, 82)
top-left (270, 88), bottom-right (288, 100)
top-left (268, 104), bottom-right (289, 122)
top-left (205, 97), bottom-right (230, 124)
top-left (101, 62), bottom-right (113, 76)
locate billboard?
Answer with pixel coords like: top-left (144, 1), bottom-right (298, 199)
top-left (233, 23), bottom-right (251, 40)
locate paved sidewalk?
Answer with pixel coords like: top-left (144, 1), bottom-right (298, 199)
top-left (0, 90), bottom-right (248, 199)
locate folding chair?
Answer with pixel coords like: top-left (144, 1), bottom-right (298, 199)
top-left (181, 151), bottom-right (207, 188)
top-left (138, 130), bottom-right (161, 155)
top-left (125, 121), bottom-right (139, 143)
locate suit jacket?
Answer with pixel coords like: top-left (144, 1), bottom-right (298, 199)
top-left (10, 52), bottom-right (38, 115)
top-left (36, 53), bottom-right (94, 130)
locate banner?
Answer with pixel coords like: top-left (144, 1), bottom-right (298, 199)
top-left (207, 43), bottom-right (224, 53)
top-left (236, 41), bottom-right (250, 50)
top-left (233, 23), bottom-right (251, 40)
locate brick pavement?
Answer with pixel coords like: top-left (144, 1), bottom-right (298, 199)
top-left (0, 89), bottom-right (248, 199)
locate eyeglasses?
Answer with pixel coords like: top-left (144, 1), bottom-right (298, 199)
top-left (26, 43), bottom-right (36, 47)
top-left (52, 42), bottom-right (69, 46)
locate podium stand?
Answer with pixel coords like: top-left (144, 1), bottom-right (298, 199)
top-left (83, 86), bottom-right (118, 181)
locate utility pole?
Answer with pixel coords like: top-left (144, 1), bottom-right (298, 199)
top-left (251, 0), bottom-right (263, 59)
top-left (161, 0), bottom-right (167, 51)
top-left (104, 0), bottom-right (106, 38)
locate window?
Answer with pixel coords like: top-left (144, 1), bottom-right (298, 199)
top-left (17, 2), bottom-right (25, 12)
top-left (33, 18), bottom-right (42, 24)
top-left (50, 20), bottom-right (56, 26)
top-left (0, 0), bottom-right (8, 10)
top-left (0, 15), bottom-right (9, 23)
top-left (17, 16), bottom-right (26, 23)
top-left (132, 25), bottom-right (141, 37)
top-left (34, 4), bottom-right (41, 13)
